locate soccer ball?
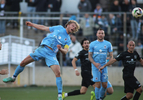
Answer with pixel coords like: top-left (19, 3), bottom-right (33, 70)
top-left (132, 7), bottom-right (143, 18)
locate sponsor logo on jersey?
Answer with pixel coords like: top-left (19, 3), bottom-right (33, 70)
top-left (104, 45), bottom-right (106, 49)
top-left (126, 56), bottom-right (130, 58)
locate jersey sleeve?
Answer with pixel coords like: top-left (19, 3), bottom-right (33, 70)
top-left (115, 52), bottom-right (123, 61)
top-left (49, 26), bottom-right (60, 32)
top-left (108, 42), bottom-right (113, 52)
top-left (89, 42), bottom-right (93, 52)
top-left (136, 51), bottom-right (141, 61)
top-left (75, 51), bottom-right (81, 59)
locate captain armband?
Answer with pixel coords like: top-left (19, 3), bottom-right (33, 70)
top-left (64, 45), bottom-right (69, 49)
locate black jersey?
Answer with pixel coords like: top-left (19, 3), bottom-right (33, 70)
top-left (115, 50), bottom-right (141, 78)
top-left (75, 49), bottom-right (91, 72)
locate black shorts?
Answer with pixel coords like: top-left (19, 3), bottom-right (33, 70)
top-left (123, 76), bottom-right (141, 93)
top-left (81, 71), bottom-right (95, 88)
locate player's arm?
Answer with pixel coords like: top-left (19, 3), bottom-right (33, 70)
top-left (26, 21), bottom-right (50, 31)
top-left (139, 58), bottom-right (143, 66)
top-left (99, 58), bottom-right (117, 71)
top-left (72, 58), bottom-right (80, 76)
top-left (88, 52), bottom-right (100, 69)
top-left (57, 45), bottom-right (69, 55)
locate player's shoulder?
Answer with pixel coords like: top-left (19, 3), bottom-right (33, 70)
top-left (104, 40), bottom-right (112, 44)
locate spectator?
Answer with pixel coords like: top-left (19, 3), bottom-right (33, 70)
top-left (11, 0), bottom-right (22, 29)
top-left (34, 0), bottom-right (49, 33)
top-left (78, 0), bottom-right (92, 16)
top-left (26, 0), bottom-right (36, 29)
top-left (79, 13), bottom-right (94, 41)
top-left (99, 0), bottom-right (109, 11)
top-left (67, 34), bottom-right (82, 66)
top-left (129, 0), bottom-right (140, 41)
top-left (117, 34), bottom-right (124, 67)
top-left (89, 0), bottom-right (99, 12)
top-left (110, 0), bottom-right (121, 12)
top-left (48, 0), bottom-right (62, 26)
top-left (120, 0), bottom-right (130, 12)
top-left (94, 3), bottom-right (102, 16)
top-left (0, 0), bottom-right (6, 35)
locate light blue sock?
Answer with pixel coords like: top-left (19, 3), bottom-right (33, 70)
top-left (95, 87), bottom-right (100, 100)
top-left (100, 86), bottom-right (107, 99)
top-left (56, 77), bottom-right (62, 94)
top-left (13, 65), bottom-right (25, 78)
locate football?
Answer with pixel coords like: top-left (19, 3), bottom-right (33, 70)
top-left (132, 7), bottom-right (143, 18)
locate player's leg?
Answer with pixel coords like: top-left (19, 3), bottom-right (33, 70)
top-left (62, 86), bottom-right (88, 99)
top-left (50, 65), bottom-right (63, 100)
top-left (133, 86), bottom-right (142, 100)
top-left (100, 67), bottom-right (108, 100)
top-left (3, 46), bottom-right (44, 83)
top-left (121, 93), bottom-right (133, 100)
top-left (121, 77), bottom-right (134, 100)
top-left (3, 55), bottom-right (34, 83)
top-left (106, 81), bottom-right (113, 95)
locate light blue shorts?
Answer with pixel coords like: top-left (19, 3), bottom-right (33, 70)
top-left (30, 46), bottom-right (59, 67)
top-left (92, 64), bottom-right (108, 82)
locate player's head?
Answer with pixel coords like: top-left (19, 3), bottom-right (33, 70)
top-left (96, 28), bottom-right (105, 41)
top-left (127, 40), bottom-right (135, 53)
top-left (81, 38), bottom-right (90, 50)
top-left (65, 20), bottom-right (80, 33)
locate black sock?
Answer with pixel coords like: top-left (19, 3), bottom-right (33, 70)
top-left (121, 96), bottom-right (128, 100)
top-left (133, 92), bottom-right (141, 100)
top-left (68, 90), bottom-right (81, 96)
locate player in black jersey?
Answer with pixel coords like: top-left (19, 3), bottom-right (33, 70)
top-left (100, 40), bottom-right (143, 100)
top-left (62, 38), bottom-right (96, 99)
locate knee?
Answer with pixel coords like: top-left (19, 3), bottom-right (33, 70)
top-left (80, 91), bottom-right (86, 94)
top-left (127, 94), bottom-right (133, 99)
top-left (137, 87), bottom-right (143, 94)
top-left (20, 61), bottom-right (26, 67)
top-left (55, 71), bottom-right (61, 77)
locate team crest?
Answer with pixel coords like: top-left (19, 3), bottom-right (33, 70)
top-left (65, 38), bottom-right (67, 41)
top-left (104, 45), bottom-right (106, 49)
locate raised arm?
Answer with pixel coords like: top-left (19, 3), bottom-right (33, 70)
top-left (26, 21), bottom-right (50, 31)
top-left (72, 58), bottom-right (80, 76)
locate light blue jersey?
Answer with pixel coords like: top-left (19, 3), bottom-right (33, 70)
top-left (89, 40), bottom-right (113, 82)
top-left (40, 25), bottom-right (71, 53)
top-left (30, 25), bottom-right (71, 67)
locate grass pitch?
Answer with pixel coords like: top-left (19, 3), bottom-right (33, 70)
top-left (0, 86), bottom-right (143, 100)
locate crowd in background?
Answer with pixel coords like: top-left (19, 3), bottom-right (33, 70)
top-left (0, 0), bottom-right (143, 67)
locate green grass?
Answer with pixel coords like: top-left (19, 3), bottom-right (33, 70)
top-left (0, 86), bottom-right (143, 100)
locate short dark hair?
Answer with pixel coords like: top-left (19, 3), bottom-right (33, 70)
top-left (98, 28), bottom-right (104, 31)
top-left (81, 38), bottom-right (89, 47)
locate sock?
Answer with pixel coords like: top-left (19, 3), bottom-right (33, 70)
top-left (121, 96), bottom-right (128, 100)
top-left (95, 87), bottom-right (100, 100)
top-left (133, 92), bottom-right (141, 100)
top-left (100, 87), bottom-right (107, 99)
top-left (68, 90), bottom-right (80, 96)
top-left (58, 94), bottom-right (62, 97)
top-left (13, 65), bottom-right (25, 78)
top-left (56, 77), bottom-right (62, 94)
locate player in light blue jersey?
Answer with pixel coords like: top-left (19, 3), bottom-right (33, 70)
top-left (88, 28), bottom-right (113, 100)
top-left (3, 20), bottom-right (80, 100)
